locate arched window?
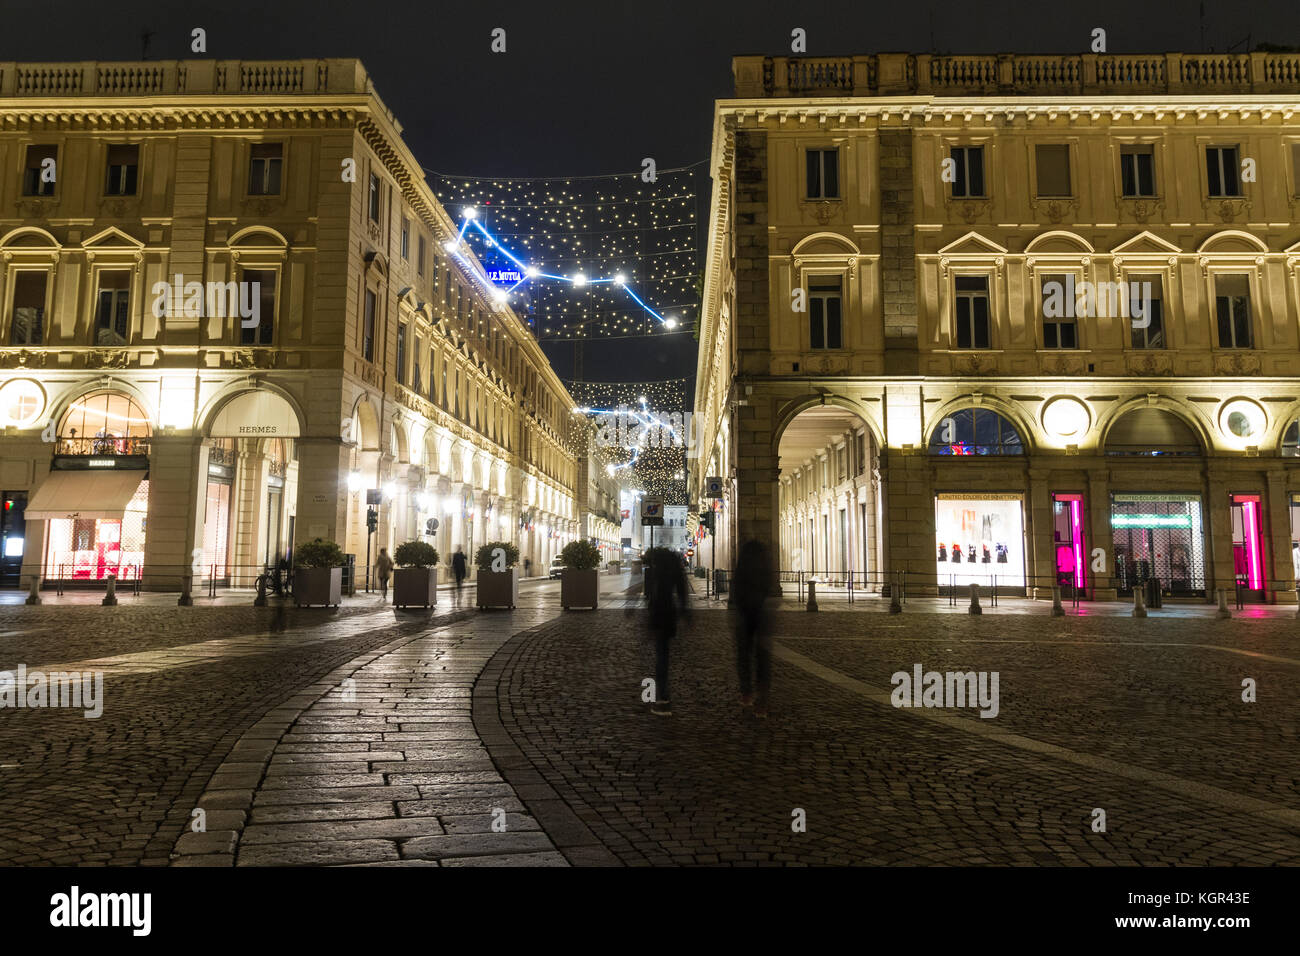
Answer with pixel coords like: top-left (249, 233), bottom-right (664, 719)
top-left (1282, 421), bottom-right (1300, 458)
top-left (928, 408), bottom-right (1024, 456)
top-left (58, 391), bottom-right (151, 456)
top-left (1106, 408), bottom-right (1201, 457)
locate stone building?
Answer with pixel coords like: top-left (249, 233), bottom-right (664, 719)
top-left (0, 59), bottom-right (583, 592)
top-left (692, 52), bottom-right (1300, 602)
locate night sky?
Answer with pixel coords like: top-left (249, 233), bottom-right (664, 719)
top-left (4, 0), bottom-right (1297, 388)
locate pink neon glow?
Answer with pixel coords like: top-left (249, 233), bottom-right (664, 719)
top-left (1070, 499), bottom-right (1085, 587)
top-left (1243, 499), bottom-right (1263, 589)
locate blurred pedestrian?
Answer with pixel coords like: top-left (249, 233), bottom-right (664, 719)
top-left (524, 556), bottom-right (533, 578)
top-left (452, 546), bottom-right (468, 600)
top-left (645, 548), bottom-right (689, 716)
top-left (732, 538), bottom-right (775, 717)
top-left (376, 547), bottom-right (394, 600)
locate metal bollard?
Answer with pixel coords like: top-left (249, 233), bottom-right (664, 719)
top-left (968, 582), bottom-right (982, 615)
top-left (178, 572), bottom-right (193, 607)
top-left (1295, 584), bottom-right (1300, 618)
top-left (24, 575), bottom-right (41, 606)
top-left (1051, 585), bottom-right (1065, 617)
top-left (102, 573), bottom-right (118, 607)
top-left (1132, 586), bottom-right (1147, 618)
top-left (1216, 588), bottom-right (1232, 619)
top-left (806, 578), bottom-right (818, 612)
top-left (889, 571), bottom-right (902, 614)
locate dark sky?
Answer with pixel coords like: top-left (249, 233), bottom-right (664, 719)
top-left (4, 0), bottom-right (1297, 390)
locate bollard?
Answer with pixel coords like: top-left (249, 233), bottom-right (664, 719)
top-left (1132, 586), bottom-right (1147, 618)
top-left (1216, 588), bottom-right (1232, 619)
top-left (1051, 585), bottom-right (1065, 617)
top-left (178, 572), bottom-right (193, 607)
top-left (1295, 584), bottom-right (1300, 618)
top-left (254, 573), bottom-right (268, 607)
top-left (102, 573), bottom-right (118, 607)
top-left (24, 574), bottom-right (41, 606)
top-left (889, 571), bottom-right (902, 614)
top-left (967, 582), bottom-right (982, 615)
top-left (806, 578), bottom-right (819, 612)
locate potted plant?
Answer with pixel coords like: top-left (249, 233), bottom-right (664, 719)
top-left (392, 541), bottom-right (439, 609)
top-left (475, 540), bottom-right (519, 609)
top-left (559, 539), bottom-right (601, 610)
top-left (293, 538), bottom-right (344, 608)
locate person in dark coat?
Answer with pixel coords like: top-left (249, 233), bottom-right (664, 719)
top-left (645, 548), bottom-right (689, 716)
top-left (451, 546), bottom-right (468, 601)
top-left (731, 538), bottom-right (775, 717)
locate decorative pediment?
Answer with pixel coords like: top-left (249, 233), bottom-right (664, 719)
top-left (790, 231), bottom-right (860, 257)
top-left (0, 226), bottom-right (61, 250)
top-left (229, 225), bottom-right (289, 249)
top-left (82, 226), bottom-right (145, 252)
top-left (937, 231), bottom-right (1008, 257)
top-left (1110, 230), bottom-right (1181, 256)
top-left (1198, 230), bottom-right (1268, 255)
top-left (1025, 230), bottom-right (1094, 255)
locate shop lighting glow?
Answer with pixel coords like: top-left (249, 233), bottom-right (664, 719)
top-left (1111, 514), bottom-right (1193, 528)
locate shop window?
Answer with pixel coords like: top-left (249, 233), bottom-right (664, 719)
top-left (1206, 146), bottom-right (1241, 197)
top-left (23, 145), bottom-right (57, 197)
top-left (44, 480), bottom-right (149, 582)
top-left (808, 276), bottom-right (842, 349)
top-left (805, 148), bottom-right (839, 200)
top-left (1128, 275), bottom-right (1164, 349)
top-left (1110, 494), bottom-right (1206, 597)
top-left (9, 271), bottom-right (47, 345)
top-left (954, 276), bottom-right (990, 349)
top-left (239, 269), bottom-right (276, 346)
top-left (1105, 408), bottom-right (1200, 457)
top-left (1214, 275), bottom-right (1252, 349)
top-left (1230, 494), bottom-right (1265, 594)
top-left (934, 494), bottom-right (1025, 590)
top-left (57, 391), bottom-right (151, 457)
top-left (1120, 146), bottom-right (1156, 197)
top-left (93, 270), bottom-right (131, 346)
top-left (1035, 144), bottom-right (1071, 197)
top-left (949, 146), bottom-right (985, 198)
top-left (928, 408), bottom-right (1024, 456)
top-left (1052, 493), bottom-right (1086, 592)
top-left (104, 144), bottom-right (139, 196)
top-left (248, 143), bottom-right (282, 196)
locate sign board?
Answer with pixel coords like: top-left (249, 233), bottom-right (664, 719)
top-left (640, 495), bottom-right (664, 526)
top-left (486, 268), bottom-right (525, 285)
top-left (313, 494), bottom-right (328, 504)
top-left (366, 489), bottom-right (382, 505)
top-left (209, 389), bottom-right (302, 438)
top-left (706, 476), bottom-right (725, 498)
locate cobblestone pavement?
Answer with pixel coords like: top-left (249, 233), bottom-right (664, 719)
top-left (483, 608), bottom-right (1300, 866)
top-left (0, 577), bottom-right (587, 866)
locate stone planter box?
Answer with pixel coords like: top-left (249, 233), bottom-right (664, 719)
top-left (393, 567), bottom-right (437, 609)
top-left (561, 568), bottom-right (599, 610)
top-left (294, 567), bottom-right (342, 608)
top-left (476, 568), bottom-right (517, 609)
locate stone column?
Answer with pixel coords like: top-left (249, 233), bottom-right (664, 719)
top-left (294, 438), bottom-right (351, 549)
top-left (143, 434), bottom-right (205, 592)
top-left (1265, 468), bottom-right (1295, 602)
top-left (1087, 468), bottom-right (1116, 600)
top-left (1206, 475), bottom-right (1233, 601)
top-left (1027, 467), bottom-right (1053, 600)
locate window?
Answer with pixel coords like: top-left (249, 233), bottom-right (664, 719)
top-left (413, 337), bottom-right (423, 394)
top-left (418, 236), bottom-right (426, 277)
top-left (1215, 275), bottom-right (1252, 348)
top-left (396, 323), bottom-right (407, 386)
top-left (1040, 274), bottom-right (1077, 349)
top-left (239, 270), bottom-right (275, 346)
top-left (363, 289), bottom-right (377, 361)
top-left (23, 145), bottom-right (57, 197)
top-left (805, 148), bottom-right (839, 200)
top-left (1292, 143), bottom-right (1300, 197)
top-left (1120, 146), bottom-right (1156, 197)
top-left (808, 277), bottom-right (842, 349)
top-left (441, 359), bottom-right (448, 409)
top-left (1035, 144), bottom-right (1071, 197)
top-left (9, 271), bottom-right (47, 345)
top-left (954, 276), bottom-right (990, 349)
top-left (1207, 146), bottom-right (1241, 197)
top-left (104, 145), bottom-right (139, 196)
top-left (94, 271), bottom-right (131, 346)
top-left (368, 173), bottom-right (381, 222)
top-left (950, 146), bottom-right (985, 198)
top-left (1129, 275), bottom-right (1164, 349)
top-left (929, 408), bottom-right (1024, 456)
top-left (248, 144), bottom-right (282, 196)
top-left (400, 218), bottom-right (410, 260)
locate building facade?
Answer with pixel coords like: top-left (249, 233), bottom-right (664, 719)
top-left (693, 51), bottom-right (1300, 601)
top-left (0, 59), bottom-right (584, 592)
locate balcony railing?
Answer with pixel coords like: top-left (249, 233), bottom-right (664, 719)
top-left (736, 52), bottom-right (1300, 98)
top-left (55, 436), bottom-right (150, 458)
top-left (0, 59), bottom-right (368, 98)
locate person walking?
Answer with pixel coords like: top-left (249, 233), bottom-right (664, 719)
top-left (452, 546), bottom-right (468, 601)
top-left (645, 548), bottom-right (689, 716)
top-left (376, 547), bottom-right (394, 601)
top-left (523, 556), bottom-right (532, 578)
top-left (731, 538), bottom-right (775, 717)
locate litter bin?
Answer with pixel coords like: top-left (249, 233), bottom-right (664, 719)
top-left (713, 569), bottom-right (728, 595)
top-left (1145, 576), bottom-right (1162, 609)
top-left (342, 554), bottom-right (357, 596)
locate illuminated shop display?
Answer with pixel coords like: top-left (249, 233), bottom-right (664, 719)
top-left (1229, 494), bottom-right (1265, 594)
top-left (1109, 494), bottom-right (1205, 597)
top-left (44, 480), bottom-right (149, 581)
top-left (1051, 493), bottom-right (1086, 590)
top-left (933, 493), bottom-right (1025, 589)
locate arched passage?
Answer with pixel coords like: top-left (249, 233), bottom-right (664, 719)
top-left (775, 403), bottom-right (880, 583)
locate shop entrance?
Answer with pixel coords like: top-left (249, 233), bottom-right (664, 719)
top-left (1110, 494), bottom-right (1205, 598)
top-left (1229, 493), bottom-right (1266, 602)
top-left (1052, 493), bottom-right (1087, 597)
top-left (934, 493), bottom-right (1026, 595)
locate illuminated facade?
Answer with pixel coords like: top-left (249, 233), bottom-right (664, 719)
top-left (693, 52), bottom-right (1300, 601)
top-left (0, 59), bottom-right (583, 591)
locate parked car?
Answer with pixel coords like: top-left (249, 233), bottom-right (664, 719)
top-left (549, 556), bottom-right (566, 579)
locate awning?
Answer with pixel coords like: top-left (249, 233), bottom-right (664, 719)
top-left (25, 470), bottom-right (145, 520)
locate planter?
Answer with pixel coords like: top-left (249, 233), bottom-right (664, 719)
top-left (561, 568), bottom-right (599, 610)
top-left (295, 567), bottom-right (342, 608)
top-left (477, 568), bottom-right (517, 609)
top-left (393, 567), bottom-right (437, 609)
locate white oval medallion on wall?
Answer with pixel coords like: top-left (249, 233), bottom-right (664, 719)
top-left (0, 378), bottom-right (46, 428)
top-left (1219, 398), bottom-right (1265, 445)
top-left (1041, 397), bottom-right (1090, 442)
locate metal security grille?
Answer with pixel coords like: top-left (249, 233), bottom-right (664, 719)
top-left (1111, 495), bottom-right (1206, 597)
